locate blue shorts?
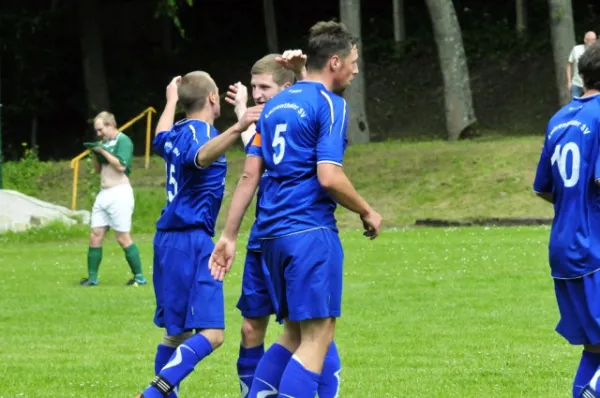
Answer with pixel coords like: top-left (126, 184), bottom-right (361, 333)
top-left (236, 250), bottom-right (275, 318)
top-left (554, 271), bottom-right (600, 345)
top-left (261, 228), bottom-right (343, 323)
top-left (153, 228), bottom-right (225, 335)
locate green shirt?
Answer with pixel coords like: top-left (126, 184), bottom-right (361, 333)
top-left (101, 132), bottom-right (134, 176)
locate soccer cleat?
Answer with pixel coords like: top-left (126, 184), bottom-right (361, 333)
top-left (80, 278), bottom-right (98, 286)
top-left (581, 385), bottom-right (600, 398)
top-left (126, 277), bottom-right (147, 286)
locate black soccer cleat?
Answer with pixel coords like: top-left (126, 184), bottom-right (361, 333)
top-left (126, 277), bottom-right (147, 286)
top-left (80, 278), bottom-right (98, 286)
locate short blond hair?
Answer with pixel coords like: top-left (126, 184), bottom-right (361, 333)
top-left (178, 71), bottom-right (218, 113)
top-left (94, 111), bottom-right (117, 127)
top-left (251, 54), bottom-right (295, 86)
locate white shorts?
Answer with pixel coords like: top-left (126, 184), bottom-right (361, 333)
top-left (90, 184), bottom-right (135, 232)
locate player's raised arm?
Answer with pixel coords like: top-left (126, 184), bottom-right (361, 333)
top-left (275, 49), bottom-right (308, 81)
top-left (155, 76), bottom-right (180, 135)
top-left (195, 105), bottom-right (264, 168)
top-left (225, 82), bottom-right (258, 147)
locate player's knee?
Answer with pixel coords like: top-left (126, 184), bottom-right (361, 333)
top-left (89, 228), bottom-right (105, 246)
top-left (199, 328), bottom-right (225, 350)
top-left (240, 316), bottom-right (269, 347)
top-left (278, 320), bottom-right (301, 351)
top-left (300, 317), bottom-right (336, 344)
top-left (162, 331), bottom-right (193, 348)
top-left (115, 232), bottom-right (133, 248)
top-left (584, 344), bottom-right (600, 353)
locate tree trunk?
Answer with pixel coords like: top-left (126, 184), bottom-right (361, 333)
top-left (516, 0), bottom-right (527, 37)
top-left (392, 0), bottom-right (406, 44)
top-left (425, 0), bottom-right (476, 140)
top-left (78, 0), bottom-right (110, 115)
top-left (548, 0), bottom-right (575, 106)
top-left (263, 0), bottom-right (278, 53)
top-left (340, 0), bottom-right (370, 144)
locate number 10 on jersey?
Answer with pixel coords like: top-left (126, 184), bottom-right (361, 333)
top-left (551, 142), bottom-right (580, 187)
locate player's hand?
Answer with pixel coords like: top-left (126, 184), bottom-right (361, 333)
top-left (275, 49), bottom-right (307, 76)
top-left (237, 104), bottom-right (264, 131)
top-left (361, 210), bottom-right (383, 240)
top-left (209, 237), bottom-right (237, 281)
top-left (166, 76), bottom-right (181, 103)
top-left (226, 82), bottom-right (248, 118)
top-left (91, 146), bottom-right (105, 153)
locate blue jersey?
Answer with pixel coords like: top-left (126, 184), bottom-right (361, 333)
top-left (253, 81), bottom-right (348, 238)
top-left (244, 138), bottom-right (265, 251)
top-left (152, 119), bottom-right (226, 234)
top-left (534, 94), bottom-right (600, 279)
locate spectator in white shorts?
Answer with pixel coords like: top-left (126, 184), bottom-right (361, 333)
top-left (80, 111), bottom-right (147, 287)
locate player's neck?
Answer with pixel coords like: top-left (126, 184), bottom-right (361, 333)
top-left (303, 71), bottom-right (334, 92)
top-left (583, 89), bottom-right (600, 97)
top-left (186, 109), bottom-right (214, 125)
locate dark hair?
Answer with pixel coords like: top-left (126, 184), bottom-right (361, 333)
top-left (305, 21), bottom-right (358, 72)
top-left (579, 43), bottom-right (600, 91)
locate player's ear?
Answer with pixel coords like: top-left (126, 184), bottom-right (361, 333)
top-left (283, 82), bottom-right (292, 89)
top-left (330, 55), bottom-right (341, 72)
top-left (208, 91), bottom-right (218, 105)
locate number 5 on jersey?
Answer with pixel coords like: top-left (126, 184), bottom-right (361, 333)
top-left (167, 164), bottom-right (178, 202)
top-left (273, 123), bottom-right (287, 165)
top-left (551, 142), bottom-right (580, 187)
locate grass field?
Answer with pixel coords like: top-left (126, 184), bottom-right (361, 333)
top-left (1, 135), bottom-right (575, 397)
top-left (0, 227), bottom-right (580, 398)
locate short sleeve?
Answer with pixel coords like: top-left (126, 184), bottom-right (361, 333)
top-left (533, 139), bottom-right (553, 193)
top-left (245, 132), bottom-right (263, 158)
top-left (114, 135), bottom-right (134, 174)
top-left (182, 122), bottom-right (212, 169)
top-left (316, 93), bottom-right (348, 166)
top-left (569, 47), bottom-right (575, 63)
top-left (152, 132), bottom-right (169, 157)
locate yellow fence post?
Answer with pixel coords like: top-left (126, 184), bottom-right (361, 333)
top-left (145, 107), bottom-right (156, 169)
top-left (69, 107), bottom-right (156, 211)
top-left (71, 160), bottom-right (79, 211)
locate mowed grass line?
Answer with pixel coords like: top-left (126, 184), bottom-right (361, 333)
top-left (0, 227), bottom-right (580, 397)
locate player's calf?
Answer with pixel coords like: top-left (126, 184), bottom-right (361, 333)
top-left (277, 318), bottom-right (336, 398)
top-left (238, 316), bottom-right (269, 396)
top-left (141, 329), bottom-right (224, 398)
top-left (241, 316), bottom-right (269, 348)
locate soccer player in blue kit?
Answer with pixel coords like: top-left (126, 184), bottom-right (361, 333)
top-left (210, 51), bottom-right (344, 397)
top-left (210, 21), bottom-right (383, 398)
top-left (136, 72), bottom-right (262, 398)
top-left (533, 43), bottom-right (600, 398)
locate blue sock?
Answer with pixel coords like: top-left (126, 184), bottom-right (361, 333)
top-left (237, 344), bottom-right (264, 397)
top-left (154, 344), bottom-right (180, 398)
top-left (575, 351), bottom-right (600, 397)
top-left (279, 355), bottom-right (320, 398)
top-left (248, 343), bottom-right (292, 397)
top-left (318, 341), bottom-right (341, 398)
top-left (143, 334), bottom-right (213, 397)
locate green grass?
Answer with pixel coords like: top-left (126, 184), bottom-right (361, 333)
top-left (0, 227), bottom-right (580, 397)
top-left (2, 135), bottom-right (552, 234)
